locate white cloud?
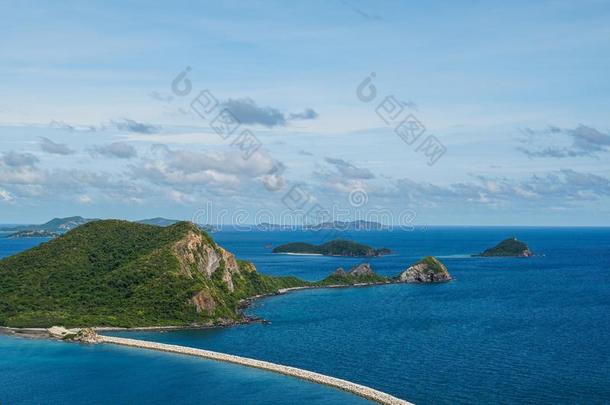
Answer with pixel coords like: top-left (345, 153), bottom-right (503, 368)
top-left (0, 188), bottom-right (15, 202)
top-left (78, 195), bottom-right (92, 204)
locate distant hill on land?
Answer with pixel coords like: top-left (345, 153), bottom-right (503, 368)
top-left (136, 217), bottom-right (181, 227)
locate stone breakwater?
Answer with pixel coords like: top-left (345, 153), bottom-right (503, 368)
top-left (101, 335), bottom-right (412, 405)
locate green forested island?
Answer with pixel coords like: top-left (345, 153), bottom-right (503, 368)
top-left (477, 237), bottom-right (533, 257)
top-left (272, 239), bottom-right (391, 257)
top-left (0, 220), bottom-right (447, 328)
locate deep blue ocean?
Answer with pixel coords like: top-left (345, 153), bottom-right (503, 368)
top-left (1, 227), bottom-right (609, 404)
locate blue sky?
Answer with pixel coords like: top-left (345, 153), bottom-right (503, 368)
top-left (1, 0), bottom-right (610, 225)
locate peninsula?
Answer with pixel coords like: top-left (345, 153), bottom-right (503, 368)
top-left (272, 239), bottom-right (391, 257)
top-left (0, 220), bottom-right (448, 328)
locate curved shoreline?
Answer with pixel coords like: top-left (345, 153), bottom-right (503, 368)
top-left (0, 283), bottom-right (395, 339)
top-left (100, 335), bottom-right (412, 405)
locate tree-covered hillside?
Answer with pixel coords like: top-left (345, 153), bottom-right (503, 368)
top-left (0, 220), bottom-right (305, 328)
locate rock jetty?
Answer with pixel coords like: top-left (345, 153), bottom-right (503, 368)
top-left (100, 334), bottom-right (412, 405)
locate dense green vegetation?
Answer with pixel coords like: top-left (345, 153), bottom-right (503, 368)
top-left (317, 272), bottom-right (387, 286)
top-left (0, 220), bottom-right (311, 328)
top-left (418, 256), bottom-right (447, 274)
top-left (0, 220), bottom-right (445, 328)
top-left (272, 239), bottom-right (390, 257)
top-left (478, 238), bottom-right (532, 257)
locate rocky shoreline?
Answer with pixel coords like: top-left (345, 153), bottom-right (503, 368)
top-left (0, 279), bottom-right (435, 340)
top-left (0, 317), bottom-right (267, 340)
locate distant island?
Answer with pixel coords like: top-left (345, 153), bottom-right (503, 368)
top-left (0, 216), bottom-right (95, 236)
top-left (476, 237), bottom-right (533, 257)
top-left (6, 230), bottom-right (60, 238)
top-left (272, 239), bottom-right (391, 257)
top-left (304, 220), bottom-right (389, 231)
top-left (258, 220), bottom-right (388, 231)
top-left (0, 220), bottom-right (447, 328)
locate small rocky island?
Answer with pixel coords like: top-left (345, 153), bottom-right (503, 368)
top-left (396, 256), bottom-right (452, 283)
top-left (320, 259), bottom-right (452, 286)
top-left (321, 263), bottom-right (388, 285)
top-left (272, 239), bottom-right (391, 257)
top-left (476, 237), bottom-right (533, 257)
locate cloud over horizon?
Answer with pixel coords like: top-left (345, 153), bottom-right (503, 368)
top-left (91, 142), bottom-right (137, 159)
top-left (110, 119), bottom-right (160, 134)
top-left (1, 151), bottom-right (39, 168)
top-left (518, 125), bottom-right (610, 158)
top-left (39, 137), bottom-right (74, 155)
top-left (222, 98), bottom-right (318, 127)
top-left (324, 157), bottom-right (375, 180)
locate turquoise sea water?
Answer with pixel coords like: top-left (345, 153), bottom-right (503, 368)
top-left (0, 334), bottom-right (368, 404)
top-left (2, 227), bottom-right (610, 404)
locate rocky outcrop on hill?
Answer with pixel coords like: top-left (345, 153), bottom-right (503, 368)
top-left (348, 263), bottom-right (374, 277)
top-left (329, 263), bottom-right (375, 278)
top-left (332, 267), bottom-right (347, 277)
top-left (320, 263), bottom-right (387, 285)
top-left (397, 256), bottom-right (452, 283)
top-left (173, 230), bottom-right (251, 294)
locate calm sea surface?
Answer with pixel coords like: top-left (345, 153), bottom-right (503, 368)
top-left (2, 227), bottom-right (610, 404)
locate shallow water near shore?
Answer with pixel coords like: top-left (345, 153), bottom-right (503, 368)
top-left (2, 227), bottom-right (610, 404)
top-left (0, 334), bottom-right (370, 404)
